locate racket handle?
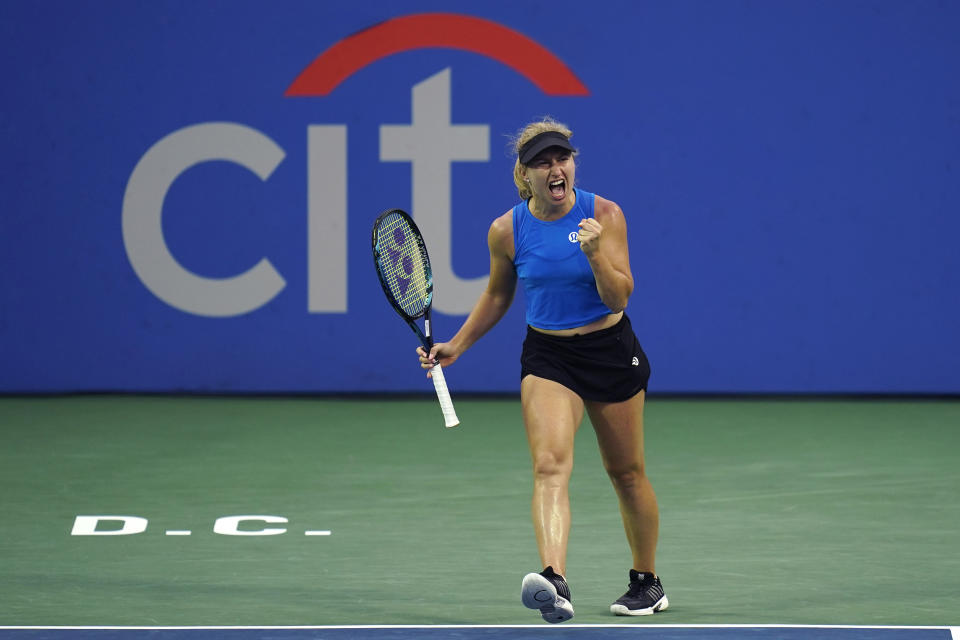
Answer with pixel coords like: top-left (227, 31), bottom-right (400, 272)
top-left (429, 363), bottom-right (460, 428)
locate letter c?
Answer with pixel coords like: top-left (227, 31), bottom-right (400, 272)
top-left (122, 123), bottom-right (286, 317)
top-left (213, 515), bottom-right (288, 536)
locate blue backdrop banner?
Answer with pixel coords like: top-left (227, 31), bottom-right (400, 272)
top-left (2, 1), bottom-right (958, 394)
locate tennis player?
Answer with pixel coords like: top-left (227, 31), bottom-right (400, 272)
top-left (417, 117), bottom-right (667, 622)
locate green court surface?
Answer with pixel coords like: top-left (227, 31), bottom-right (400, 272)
top-left (1, 395), bottom-right (957, 627)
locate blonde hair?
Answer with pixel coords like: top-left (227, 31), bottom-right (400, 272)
top-left (510, 117), bottom-right (575, 200)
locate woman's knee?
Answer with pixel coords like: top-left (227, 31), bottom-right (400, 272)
top-left (531, 449), bottom-right (573, 481)
top-left (605, 462), bottom-right (647, 492)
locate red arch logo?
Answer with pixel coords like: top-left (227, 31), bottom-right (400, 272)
top-left (285, 13), bottom-right (589, 97)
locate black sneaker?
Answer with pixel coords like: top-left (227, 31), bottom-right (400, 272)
top-left (610, 569), bottom-right (669, 616)
top-left (521, 566), bottom-right (574, 623)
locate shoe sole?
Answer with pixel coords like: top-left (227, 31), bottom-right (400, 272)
top-left (521, 572), bottom-right (574, 623)
top-left (610, 594), bottom-right (669, 616)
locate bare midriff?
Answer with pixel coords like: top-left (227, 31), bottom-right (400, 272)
top-left (530, 311), bottom-right (623, 337)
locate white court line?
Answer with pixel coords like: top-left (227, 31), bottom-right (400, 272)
top-left (0, 625), bottom-right (958, 631)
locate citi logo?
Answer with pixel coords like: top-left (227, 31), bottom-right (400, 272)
top-left (122, 13), bottom-right (588, 318)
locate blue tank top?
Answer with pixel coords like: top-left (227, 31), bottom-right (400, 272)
top-left (512, 188), bottom-right (612, 330)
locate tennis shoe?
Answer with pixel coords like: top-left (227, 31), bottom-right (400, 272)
top-left (521, 566), bottom-right (574, 623)
top-left (609, 569), bottom-right (669, 616)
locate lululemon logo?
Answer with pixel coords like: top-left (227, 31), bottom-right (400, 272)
top-left (568, 231), bottom-right (579, 243)
top-left (631, 357), bottom-right (640, 366)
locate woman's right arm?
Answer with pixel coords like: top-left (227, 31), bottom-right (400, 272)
top-left (419, 211), bottom-right (517, 372)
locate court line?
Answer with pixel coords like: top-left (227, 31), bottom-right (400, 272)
top-left (1, 624), bottom-right (957, 631)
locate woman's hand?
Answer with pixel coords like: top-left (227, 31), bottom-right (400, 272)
top-left (416, 343), bottom-right (460, 378)
top-left (577, 217), bottom-right (604, 256)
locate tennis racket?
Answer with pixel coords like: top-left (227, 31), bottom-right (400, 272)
top-left (372, 208), bottom-right (460, 428)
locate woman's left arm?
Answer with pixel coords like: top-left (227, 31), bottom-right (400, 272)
top-left (578, 196), bottom-right (634, 312)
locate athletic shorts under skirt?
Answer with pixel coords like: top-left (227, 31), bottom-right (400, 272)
top-left (520, 314), bottom-right (651, 403)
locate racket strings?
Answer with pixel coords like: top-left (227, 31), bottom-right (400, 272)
top-left (375, 214), bottom-right (432, 317)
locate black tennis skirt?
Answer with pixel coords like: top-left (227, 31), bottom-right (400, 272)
top-left (520, 314), bottom-right (651, 403)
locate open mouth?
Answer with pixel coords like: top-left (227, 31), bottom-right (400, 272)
top-left (549, 179), bottom-right (566, 199)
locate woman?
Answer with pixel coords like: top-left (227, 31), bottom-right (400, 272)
top-left (417, 117), bottom-right (668, 622)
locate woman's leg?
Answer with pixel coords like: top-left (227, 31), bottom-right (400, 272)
top-left (520, 374), bottom-right (585, 576)
top-left (586, 391), bottom-right (659, 572)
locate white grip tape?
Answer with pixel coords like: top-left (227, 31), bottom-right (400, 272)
top-left (429, 364), bottom-right (460, 428)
